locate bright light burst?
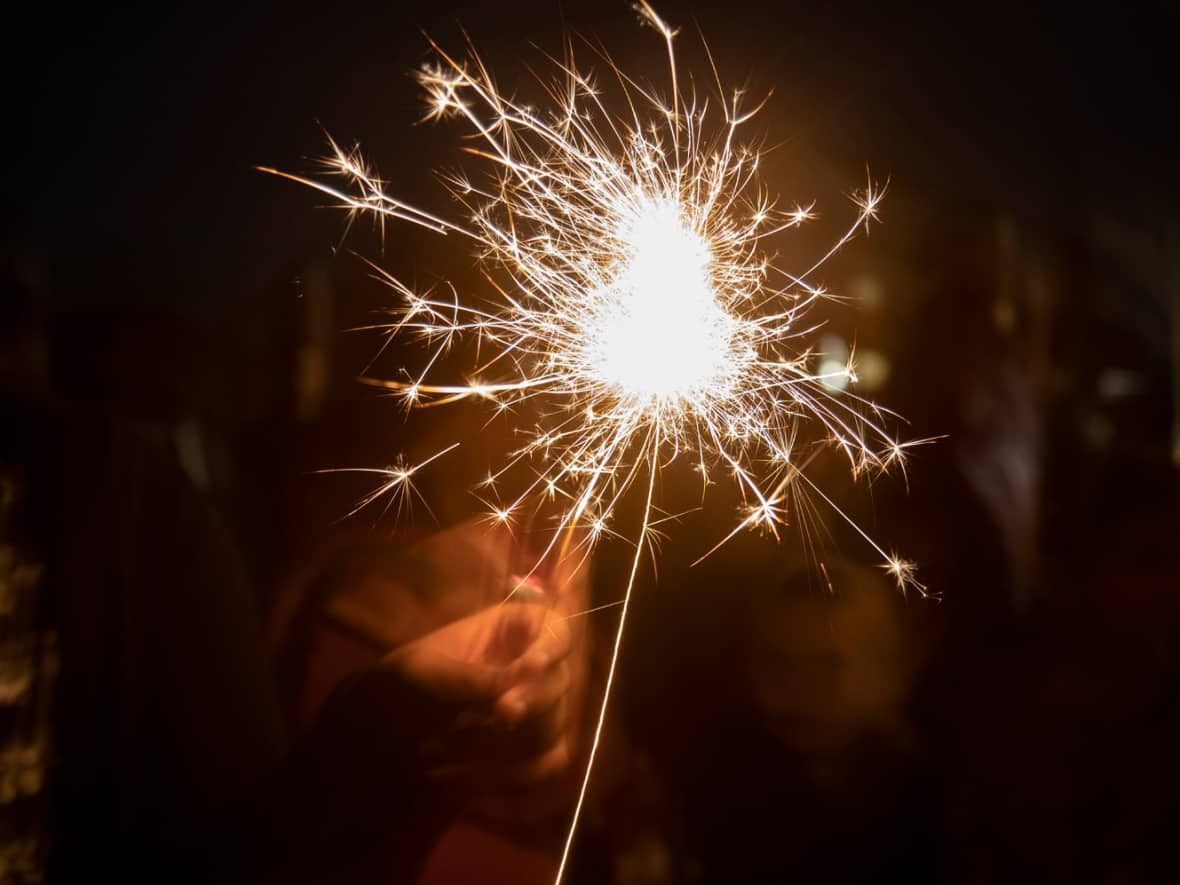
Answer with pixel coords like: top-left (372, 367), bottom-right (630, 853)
top-left (265, 2), bottom-right (929, 879)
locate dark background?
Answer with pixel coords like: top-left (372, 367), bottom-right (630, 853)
top-left (3, 1), bottom-right (1179, 882)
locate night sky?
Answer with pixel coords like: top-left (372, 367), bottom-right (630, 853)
top-left (6, 0), bottom-right (1177, 597)
top-left (7, 1), bottom-right (1174, 317)
top-left (4, 5), bottom-right (1180, 882)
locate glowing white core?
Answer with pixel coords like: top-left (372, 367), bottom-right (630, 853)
top-left (585, 196), bottom-right (735, 405)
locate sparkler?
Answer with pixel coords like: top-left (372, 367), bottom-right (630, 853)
top-left (264, 2), bottom-right (929, 880)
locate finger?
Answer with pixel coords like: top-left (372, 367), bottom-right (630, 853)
top-left (423, 663), bottom-right (569, 768)
top-left (508, 612), bottom-right (572, 679)
top-left (422, 725), bottom-right (570, 788)
top-left (485, 601), bottom-right (546, 664)
top-left (486, 676), bottom-right (570, 764)
top-left (490, 738), bottom-right (571, 787)
top-left (495, 658), bottom-right (570, 725)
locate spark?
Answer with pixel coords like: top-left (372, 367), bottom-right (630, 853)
top-left (311, 442), bottom-right (460, 523)
top-left (267, 4), bottom-right (931, 881)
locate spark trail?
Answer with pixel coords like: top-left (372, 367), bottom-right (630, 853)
top-left (265, 3), bottom-right (929, 881)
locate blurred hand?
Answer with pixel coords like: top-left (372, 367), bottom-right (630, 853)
top-left (274, 515), bottom-right (589, 879)
top-left (385, 597), bottom-right (573, 788)
top-left (298, 594), bottom-right (573, 811)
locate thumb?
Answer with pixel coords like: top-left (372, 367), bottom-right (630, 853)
top-left (485, 602), bottom-right (547, 665)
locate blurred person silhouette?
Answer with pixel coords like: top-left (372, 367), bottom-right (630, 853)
top-left (0, 257), bottom-right (584, 883)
